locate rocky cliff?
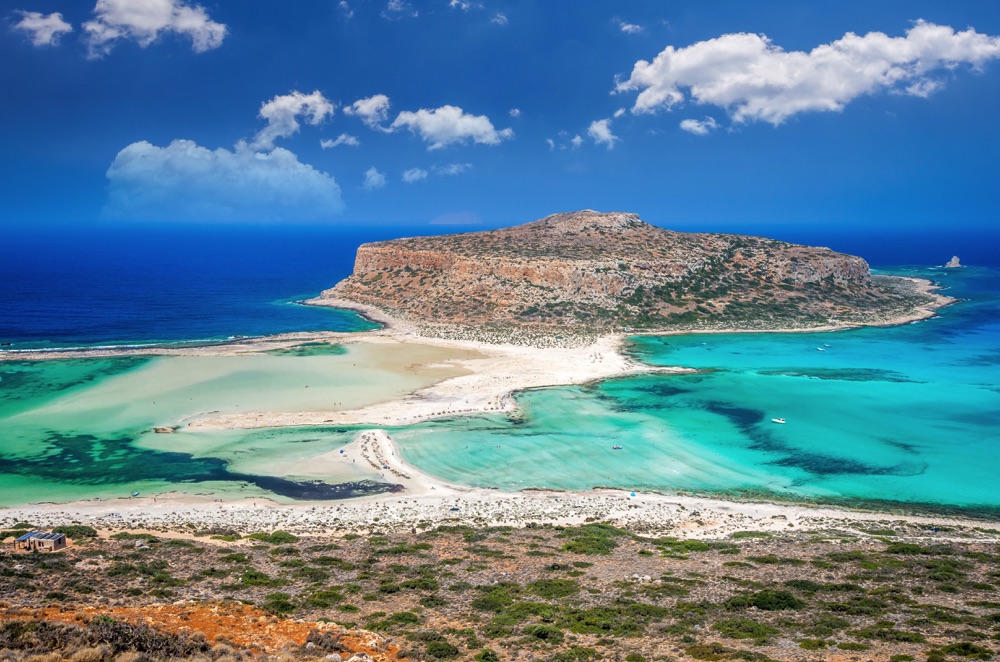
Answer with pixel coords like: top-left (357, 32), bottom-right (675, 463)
top-left (322, 211), bottom-right (927, 332)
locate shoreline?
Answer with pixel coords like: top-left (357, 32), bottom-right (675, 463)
top-left (0, 275), bottom-right (970, 535)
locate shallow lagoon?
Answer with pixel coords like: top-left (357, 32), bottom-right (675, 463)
top-left (0, 342), bottom-right (474, 505)
top-left (1, 266), bottom-right (998, 517)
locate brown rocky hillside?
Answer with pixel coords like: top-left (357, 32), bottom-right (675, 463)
top-left (322, 210), bottom-right (934, 332)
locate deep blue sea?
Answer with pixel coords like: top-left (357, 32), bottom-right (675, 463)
top-left (2, 225), bottom-right (996, 349)
top-left (1, 224), bottom-right (998, 513)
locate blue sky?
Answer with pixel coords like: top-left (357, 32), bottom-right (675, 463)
top-left (3, 0), bottom-right (999, 232)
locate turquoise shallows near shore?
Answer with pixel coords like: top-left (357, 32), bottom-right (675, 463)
top-left (0, 266), bottom-right (998, 517)
top-left (0, 343), bottom-right (471, 505)
top-left (392, 266), bottom-right (1000, 517)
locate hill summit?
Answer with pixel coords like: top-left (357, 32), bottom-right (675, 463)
top-left (322, 210), bottom-right (933, 333)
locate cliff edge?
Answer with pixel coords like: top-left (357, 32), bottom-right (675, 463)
top-left (321, 210), bottom-right (939, 334)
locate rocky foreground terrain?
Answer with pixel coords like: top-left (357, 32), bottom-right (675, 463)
top-left (323, 211), bottom-right (938, 335)
top-left (3, 522), bottom-right (999, 662)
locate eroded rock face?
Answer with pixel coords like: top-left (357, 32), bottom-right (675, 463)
top-left (323, 210), bottom-right (905, 331)
top-left (944, 256), bottom-right (962, 268)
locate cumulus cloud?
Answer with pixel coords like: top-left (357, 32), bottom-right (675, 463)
top-left (491, 13), bottom-right (508, 26)
top-left (363, 166), bottom-right (387, 190)
top-left (344, 94), bottom-right (391, 129)
top-left (321, 133), bottom-right (360, 149)
top-left (588, 119), bottom-right (619, 148)
top-left (83, 0), bottom-right (226, 57)
top-left (617, 19), bottom-right (643, 34)
top-left (509, 108), bottom-right (521, 117)
top-left (402, 167), bottom-right (428, 183)
top-left (252, 90), bottom-right (334, 150)
top-left (617, 20), bottom-right (1000, 125)
top-left (390, 105), bottom-right (513, 150)
top-left (13, 11), bottom-right (73, 46)
top-left (103, 140), bottom-right (343, 223)
top-left (679, 116), bottom-right (718, 135)
top-left (570, 134), bottom-right (584, 148)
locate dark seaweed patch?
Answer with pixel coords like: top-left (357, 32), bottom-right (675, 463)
top-left (757, 368), bottom-right (917, 383)
top-left (704, 402), bottom-right (766, 428)
top-left (0, 432), bottom-right (400, 500)
top-left (772, 452), bottom-right (925, 477)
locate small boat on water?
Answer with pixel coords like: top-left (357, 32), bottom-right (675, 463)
top-left (612, 445), bottom-right (623, 450)
top-left (771, 418), bottom-right (786, 424)
top-left (816, 347), bottom-right (825, 351)
top-left (131, 490), bottom-right (140, 497)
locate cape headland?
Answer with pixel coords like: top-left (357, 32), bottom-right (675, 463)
top-left (318, 210), bottom-right (946, 338)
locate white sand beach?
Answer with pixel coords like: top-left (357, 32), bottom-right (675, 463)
top-left (0, 277), bottom-right (974, 540)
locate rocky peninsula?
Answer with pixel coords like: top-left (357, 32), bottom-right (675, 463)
top-left (320, 210), bottom-right (944, 339)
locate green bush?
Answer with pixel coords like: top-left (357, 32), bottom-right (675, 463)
top-left (938, 642), bottom-right (994, 659)
top-left (528, 579), bottom-right (579, 599)
top-left (727, 589), bottom-right (805, 611)
top-left (246, 531), bottom-right (299, 544)
top-left (475, 650), bottom-right (501, 662)
top-left (549, 646), bottom-right (598, 661)
top-left (262, 592), bottom-right (296, 615)
top-left (523, 624), bottom-right (563, 643)
top-left (53, 525), bottom-right (98, 538)
top-left (711, 618), bottom-right (778, 642)
top-left (425, 640), bottom-right (459, 658)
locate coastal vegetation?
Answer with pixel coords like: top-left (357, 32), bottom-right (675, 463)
top-left (2, 521), bottom-right (999, 661)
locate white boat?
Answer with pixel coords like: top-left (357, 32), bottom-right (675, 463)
top-left (771, 418), bottom-right (786, 424)
top-left (817, 347), bottom-right (825, 351)
top-left (612, 445), bottom-right (623, 450)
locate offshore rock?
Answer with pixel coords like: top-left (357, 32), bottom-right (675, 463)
top-left (944, 255), bottom-right (962, 268)
top-left (323, 210), bottom-right (925, 332)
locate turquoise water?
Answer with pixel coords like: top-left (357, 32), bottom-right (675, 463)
top-left (392, 266), bottom-right (1000, 517)
top-left (0, 342), bottom-right (476, 505)
top-left (1, 264), bottom-right (998, 517)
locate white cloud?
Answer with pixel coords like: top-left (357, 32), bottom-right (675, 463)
top-left (587, 119), bottom-right (619, 149)
top-left (570, 134), bottom-right (584, 149)
top-left (103, 140), bottom-right (343, 223)
top-left (363, 166), bottom-right (387, 190)
top-left (83, 0), bottom-right (226, 57)
top-left (490, 13), bottom-right (508, 26)
top-left (321, 133), bottom-right (360, 148)
top-left (382, 0), bottom-right (417, 19)
top-left (402, 167), bottom-right (428, 183)
top-left (390, 105), bottom-right (513, 150)
top-left (509, 108), bottom-right (521, 117)
top-left (546, 138), bottom-right (555, 151)
top-left (251, 90), bottom-right (334, 151)
top-left (338, 1), bottom-right (353, 19)
top-left (434, 162), bottom-right (472, 175)
top-left (617, 19), bottom-right (643, 34)
top-left (617, 20), bottom-right (1000, 125)
top-left (449, 0), bottom-right (481, 10)
top-left (344, 94), bottom-right (391, 129)
top-left (679, 116), bottom-right (719, 135)
top-left (13, 11), bottom-right (73, 46)
top-left (613, 107), bottom-right (626, 118)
